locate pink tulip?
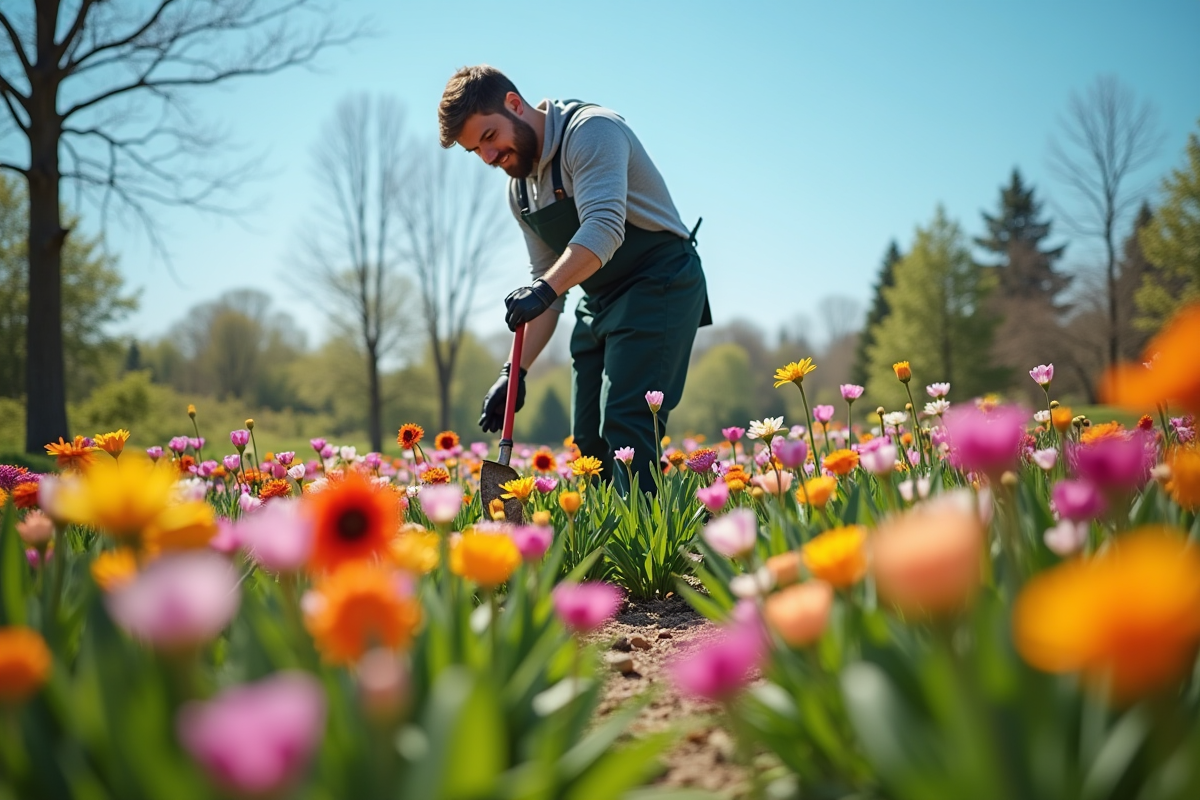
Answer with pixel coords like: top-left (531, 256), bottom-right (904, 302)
top-left (774, 439), bottom-right (808, 469)
top-left (722, 426), bottom-right (745, 442)
top-left (106, 552), bottom-right (240, 650)
top-left (858, 437), bottom-right (898, 476)
top-left (146, 446), bottom-right (164, 461)
top-left (510, 525), bottom-right (553, 562)
top-left (813, 405), bottom-right (835, 424)
top-left (229, 430), bottom-right (250, 449)
top-left (614, 446), bottom-right (635, 465)
top-left (309, 438), bottom-right (327, 452)
top-left (942, 403), bottom-right (1028, 478)
top-left (208, 519), bottom-right (242, 555)
top-left (696, 481), bottom-right (730, 513)
top-left (177, 671), bottom-right (325, 796)
top-left (702, 508), bottom-right (758, 558)
top-left (169, 436), bottom-right (189, 453)
top-left (839, 384), bottom-right (864, 401)
top-left (751, 470), bottom-right (793, 496)
top-left (552, 582), bottom-right (623, 633)
top-left (419, 483), bottom-right (463, 524)
top-left (645, 391), bottom-right (664, 412)
top-left (670, 616), bottom-right (765, 701)
top-left (236, 500), bottom-right (314, 572)
top-left (533, 476), bottom-right (558, 493)
top-left (1068, 432), bottom-right (1154, 494)
top-left (1029, 364), bottom-right (1054, 388)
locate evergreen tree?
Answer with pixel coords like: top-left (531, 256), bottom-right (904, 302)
top-left (1117, 204), bottom-right (1156, 356)
top-left (865, 208), bottom-right (1005, 408)
top-left (1135, 123), bottom-right (1200, 329)
top-left (851, 241), bottom-right (902, 385)
top-left (976, 168), bottom-right (1070, 302)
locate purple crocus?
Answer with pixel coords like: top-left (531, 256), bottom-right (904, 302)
top-left (813, 405), bottom-right (836, 424)
top-left (696, 481), bottom-right (730, 513)
top-left (105, 552), bottom-right (240, 651)
top-left (840, 384), bottom-right (865, 401)
top-left (552, 582), bottom-right (623, 633)
top-left (645, 390), bottom-right (664, 412)
top-left (1051, 479), bottom-right (1107, 523)
top-left (614, 446), bottom-right (635, 465)
top-left (722, 426), bottom-right (745, 442)
top-left (177, 671), bottom-right (325, 796)
top-left (942, 403), bottom-right (1028, 478)
top-left (1029, 364), bottom-right (1054, 388)
top-left (229, 429), bottom-right (250, 450)
top-left (511, 525), bottom-right (553, 562)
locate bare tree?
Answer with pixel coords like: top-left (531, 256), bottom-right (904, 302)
top-left (298, 94), bottom-right (413, 452)
top-left (1048, 75), bottom-right (1162, 372)
top-left (0, 0), bottom-right (360, 452)
top-left (396, 147), bottom-right (507, 433)
top-left (817, 294), bottom-right (863, 345)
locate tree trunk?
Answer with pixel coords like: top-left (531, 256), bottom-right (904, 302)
top-left (366, 341), bottom-right (382, 453)
top-left (436, 355), bottom-right (453, 433)
top-left (1106, 227), bottom-right (1118, 373)
top-left (24, 30), bottom-right (69, 452)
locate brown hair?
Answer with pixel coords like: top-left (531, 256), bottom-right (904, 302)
top-left (438, 65), bottom-right (522, 148)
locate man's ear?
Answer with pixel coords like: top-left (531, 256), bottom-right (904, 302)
top-left (505, 91), bottom-right (524, 116)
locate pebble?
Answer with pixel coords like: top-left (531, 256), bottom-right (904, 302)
top-left (657, 631), bottom-right (673, 640)
top-left (611, 637), bottom-right (632, 652)
top-left (605, 653), bottom-right (635, 674)
top-left (630, 636), bottom-right (651, 650)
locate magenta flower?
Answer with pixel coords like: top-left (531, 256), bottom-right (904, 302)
top-left (942, 403), bottom-right (1028, 478)
top-left (686, 449), bottom-right (718, 473)
top-left (177, 671), bottom-right (325, 796)
top-left (702, 508), bottom-right (758, 558)
top-left (1044, 520), bottom-right (1089, 556)
top-left (319, 445), bottom-right (335, 460)
top-left (858, 437), bottom-right (898, 476)
top-left (190, 437), bottom-right (205, 451)
top-left (511, 525), bottom-right (553, 562)
top-left (1051, 479), bottom-right (1107, 522)
top-left (670, 618), bottom-right (765, 701)
top-left (552, 582), bottom-right (623, 634)
top-left (1068, 432), bottom-right (1153, 493)
top-left (146, 446), bottom-right (164, 461)
top-left (230, 429), bottom-right (250, 450)
top-left (926, 382), bottom-right (950, 398)
top-left (275, 451), bottom-right (295, 467)
top-left (208, 519), bottom-right (241, 555)
top-left (1029, 364), bottom-right (1054, 388)
top-left (236, 500), bottom-right (314, 572)
top-left (470, 441), bottom-right (489, 457)
top-left (533, 476), bottom-right (558, 494)
top-left (839, 384), bottom-right (865, 401)
top-left (813, 405), bottom-right (836, 424)
top-left (645, 390), bottom-right (664, 413)
top-left (222, 454), bottom-right (241, 472)
top-left (419, 483), bottom-right (463, 524)
top-left (696, 481), bottom-right (730, 513)
top-left (309, 438), bottom-right (327, 452)
top-left (722, 426), bottom-right (745, 442)
top-left (105, 552), bottom-right (240, 650)
top-left (169, 436), bottom-right (189, 454)
top-left (614, 446), bottom-right (635, 465)
top-left (774, 438), bottom-right (808, 469)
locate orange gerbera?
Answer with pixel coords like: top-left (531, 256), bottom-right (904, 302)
top-left (822, 449), bottom-right (860, 476)
top-left (434, 430), bottom-right (460, 451)
top-left (305, 562), bottom-right (422, 664)
top-left (1081, 421), bottom-right (1126, 445)
top-left (176, 455), bottom-right (195, 476)
top-left (531, 449), bottom-right (556, 473)
top-left (1103, 303), bottom-right (1200, 415)
top-left (12, 482), bottom-right (39, 510)
top-left (420, 467), bottom-right (451, 485)
top-left (397, 424), bottom-right (424, 450)
top-left (305, 472), bottom-right (399, 573)
top-left (44, 436), bottom-right (98, 471)
top-left (1014, 527), bottom-right (1200, 701)
top-left (1165, 446), bottom-right (1200, 510)
top-left (94, 429), bottom-right (130, 459)
top-left (259, 479), bottom-right (292, 501)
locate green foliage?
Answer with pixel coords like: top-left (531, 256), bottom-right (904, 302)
top-left (1136, 122), bottom-right (1200, 329)
top-left (975, 168), bottom-right (1069, 300)
top-left (671, 343), bottom-right (758, 441)
top-left (0, 173), bottom-right (138, 402)
top-left (851, 241), bottom-right (902, 386)
top-left (865, 207), bottom-right (1006, 408)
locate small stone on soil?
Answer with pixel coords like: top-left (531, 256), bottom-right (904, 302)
top-left (630, 635), bottom-right (652, 650)
top-left (611, 637), bottom-right (632, 652)
top-left (605, 653), bottom-right (634, 674)
top-left (657, 631), bottom-right (673, 640)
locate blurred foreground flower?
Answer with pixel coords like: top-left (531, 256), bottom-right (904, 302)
top-left (671, 612), bottom-right (765, 701)
top-left (802, 526), bottom-right (867, 587)
top-left (236, 500), bottom-right (314, 573)
top-left (553, 582), bottom-right (623, 633)
top-left (0, 626), bottom-right (52, 703)
top-left (511, 524), bottom-right (553, 561)
top-left (871, 491), bottom-right (985, 615)
top-left (451, 531), bottom-right (520, 589)
top-left (1165, 446), bottom-right (1200, 509)
top-left (105, 552), bottom-right (240, 651)
top-left (1014, 528), bottom-right (1200, 701)
top-left (56, 455), bottom-right (177, 539)
top-left (44, 435), bottom-right (98, 471)
top-left (1103, 303), bottom-right (1200, 415)
top-left (942, 403), bottom-right (1027, 478)
top-left (702, 508), bottom-right (757, 559)
top-left (305, 562), bottom-right (421, 664)
top-left (177, 671), bottom-right (325, 796)
top-left (764, 581), bottom-right (833, 647)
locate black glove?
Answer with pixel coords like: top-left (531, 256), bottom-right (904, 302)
top-left (505, 279), bottom-right (558, 331)
top-left (479, 363), bottom-right (527, 433)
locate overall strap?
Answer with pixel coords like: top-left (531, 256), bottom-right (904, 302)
top-left (517, 101), bottom-right (597, 213)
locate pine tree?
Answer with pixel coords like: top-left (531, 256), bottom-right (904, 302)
top-left (976, 168), bottom-right (1069, 302)
top-left (1135, 123), bottom-right (1200, 329)
top-left (851, 241), bottom-right (902, 385)
top-left (865, 208), bottom-right (1005, 409)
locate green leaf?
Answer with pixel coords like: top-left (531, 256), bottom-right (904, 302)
top-left (0, 501), bottom-right (28, 626)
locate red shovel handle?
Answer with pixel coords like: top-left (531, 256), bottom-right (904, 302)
top-left (502, 323), bottom-right (526, 442)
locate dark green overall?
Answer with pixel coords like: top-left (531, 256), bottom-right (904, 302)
top-left (516, 104), bottom-right (711, 494)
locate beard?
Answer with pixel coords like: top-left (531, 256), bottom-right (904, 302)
top-left (498, 108), bottom-right (539, 179)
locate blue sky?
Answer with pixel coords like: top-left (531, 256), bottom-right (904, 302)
top-left (84, 0), bottom-right (1200, 352)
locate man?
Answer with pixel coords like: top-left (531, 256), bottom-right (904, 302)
top-left (439, 65), bottom-right (710, 494)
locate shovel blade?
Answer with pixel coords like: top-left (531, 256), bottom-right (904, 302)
top-left (480, 460), bottom-right (524, 524)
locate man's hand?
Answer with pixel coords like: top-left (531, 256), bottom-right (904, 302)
top-left (479, 363), bottom-right (527, 433)
top-left (505, 279), bottom-right (558, 331)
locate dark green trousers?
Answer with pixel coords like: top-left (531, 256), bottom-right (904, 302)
top-left (569, 237), bottom-right (707, 495)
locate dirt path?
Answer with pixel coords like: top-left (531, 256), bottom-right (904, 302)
top-left (586, 594), bottom-right (752, 797)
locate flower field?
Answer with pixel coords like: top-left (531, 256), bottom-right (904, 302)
top-left (2, 304), bottom-right (1200, 800)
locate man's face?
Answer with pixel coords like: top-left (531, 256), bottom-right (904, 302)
top-left (458, 107), bottom-right (539, 179)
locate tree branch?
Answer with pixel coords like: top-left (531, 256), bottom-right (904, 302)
top-left (0, 161), bottom-right (28, 176)
top-left (0, 12), bottom-right (32, 75)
